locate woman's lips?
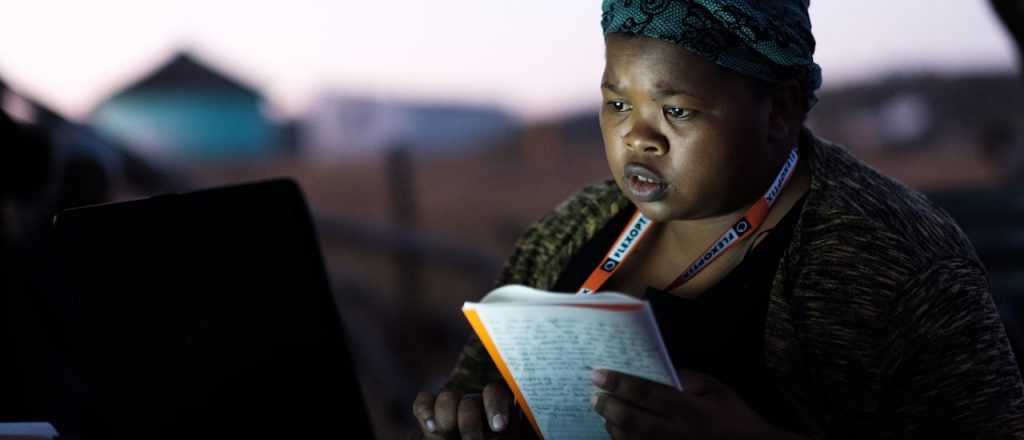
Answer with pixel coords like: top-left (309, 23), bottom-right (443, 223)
top-left (623, 163), bottom-right (669, 203)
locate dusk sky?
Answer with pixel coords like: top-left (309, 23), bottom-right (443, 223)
top-left (0, 1), bottom-right (1017, 122)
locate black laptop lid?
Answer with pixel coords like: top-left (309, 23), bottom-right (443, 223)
top-left (52, 178), bottom-right (374, 439)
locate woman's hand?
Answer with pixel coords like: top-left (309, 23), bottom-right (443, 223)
top-left (590, 368), bottom-right (805, 439)
top-left (413, 382), bottom-right (526, 439)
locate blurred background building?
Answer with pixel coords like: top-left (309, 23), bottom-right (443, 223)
top-left (302, 95), bottom-right (517, 158)
top-left (91, 52), bottom-right (283, 163)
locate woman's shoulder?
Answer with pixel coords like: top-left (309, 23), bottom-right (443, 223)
top-left (549, 180), bottom-right (630, 224)
top-left (494, 180), bottom-right (631, 289)
top-left (519, 179), bottom-right (630, 244)
top-left (781, 131), bottom-right (985, 313)
top-left (799, 132), bottom-right (977, 264)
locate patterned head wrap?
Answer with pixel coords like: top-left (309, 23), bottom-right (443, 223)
top-left (601, 0), bottom-right (822, 109)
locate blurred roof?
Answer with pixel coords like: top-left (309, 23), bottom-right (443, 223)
top-left (114, 51), bottom-right (260, 97)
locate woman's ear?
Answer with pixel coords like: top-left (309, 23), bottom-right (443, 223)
top-left (767, 80), bottom-right (803, 143)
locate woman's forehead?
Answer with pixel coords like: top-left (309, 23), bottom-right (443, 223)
top-left (602, 34), bottom-right (744, 96)
top-left (600, 0), bottom-right (820, 108)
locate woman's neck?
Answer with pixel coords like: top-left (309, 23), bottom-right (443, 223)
top-left (648, 158), bottom-right (811, 298)
top-left (603, 154), bottom-right (811, 299)
top-left (667, 155), bottom-right (810, 250)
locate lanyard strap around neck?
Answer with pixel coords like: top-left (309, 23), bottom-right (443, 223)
top-left (577, 146), bottom-right (800, 295)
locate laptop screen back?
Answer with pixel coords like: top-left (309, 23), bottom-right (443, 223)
top-left (52, 179), bottom-right (374, 439)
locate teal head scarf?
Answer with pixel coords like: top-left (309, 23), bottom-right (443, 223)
top-left (601, 0), bottom-right (822, 109)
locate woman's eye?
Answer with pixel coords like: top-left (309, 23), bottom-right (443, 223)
top-left (664, 106), bottom-right (692, 119)
top-left (607, 101), bottom-right (630, 112)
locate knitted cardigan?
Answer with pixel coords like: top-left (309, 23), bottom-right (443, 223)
top-left (445, 131), bottom-right (1024, 438)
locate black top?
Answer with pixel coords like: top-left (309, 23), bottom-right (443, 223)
top-left (552, 198), bottom-right (805, 429)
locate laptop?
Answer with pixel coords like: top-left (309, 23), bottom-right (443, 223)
top-left (49, 178), bottom-right (375, 439)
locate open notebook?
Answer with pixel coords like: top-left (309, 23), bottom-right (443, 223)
top-left (464, 284), bottom-right (680, 439)
top-left (50, 178), bottom-right (375, 439)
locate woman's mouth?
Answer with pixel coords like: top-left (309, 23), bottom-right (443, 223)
top-left (623, 164), bottom-right (669, 202)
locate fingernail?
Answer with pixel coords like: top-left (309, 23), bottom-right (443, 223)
top-left (425, 419), bottom-right (437, 433)
top-left (590, 393), bottom-right (599, 409)
top-left (591, 369), bottom-right (606, 387)
top-left (491, 413), bottom-right (505, 431)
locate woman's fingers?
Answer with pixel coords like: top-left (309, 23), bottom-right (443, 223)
top-left (413, 389), bottom-right (462, 439)
top-left (482, 383), bottom-right (512, 431)
top-left (676, 368), bottom-right (723, 396)
top-left (593, 391), bottom-right (674, 439)
top-left (457, 393), bottom-right (487, 440)
top-left (412, 390), bottom-right (440, 434)
top-left (591, 369), bottom-right (688, 414)
top-left (434, 390), bottom-right (461, 435)
top-left (412, 382), bottom-right (514, 439)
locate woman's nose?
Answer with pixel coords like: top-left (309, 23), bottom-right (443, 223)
top-left (623, 117), bottom-right (668, 155)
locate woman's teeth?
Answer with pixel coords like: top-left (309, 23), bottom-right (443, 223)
top-left (636, 176), bottom-right (657, 183)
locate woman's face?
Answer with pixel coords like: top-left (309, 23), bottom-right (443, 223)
top-left (600, 33), bottom-right (784, 223)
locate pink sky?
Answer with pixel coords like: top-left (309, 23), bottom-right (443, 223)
top-left (0, 0), bottom-right (1016, 122)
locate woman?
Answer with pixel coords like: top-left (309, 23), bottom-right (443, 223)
top-left (414, 1), bottom-right (1024, 438)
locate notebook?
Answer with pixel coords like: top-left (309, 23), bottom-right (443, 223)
top-left (50, 178), bottom-right (375, 439)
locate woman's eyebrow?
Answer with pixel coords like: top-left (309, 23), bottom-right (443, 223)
top-left (653, 86), bottom-right (703, 100)
top-left (601, 81), bottom-right (620, 93)
top-left (602, 81), bottom-right (706, 103)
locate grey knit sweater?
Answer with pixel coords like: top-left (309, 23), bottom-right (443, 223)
top-left (445, 131), bottom-right (1024, 438)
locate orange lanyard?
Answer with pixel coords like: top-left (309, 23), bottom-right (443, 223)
top-left (577, 147), bottom-right (799, 295)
